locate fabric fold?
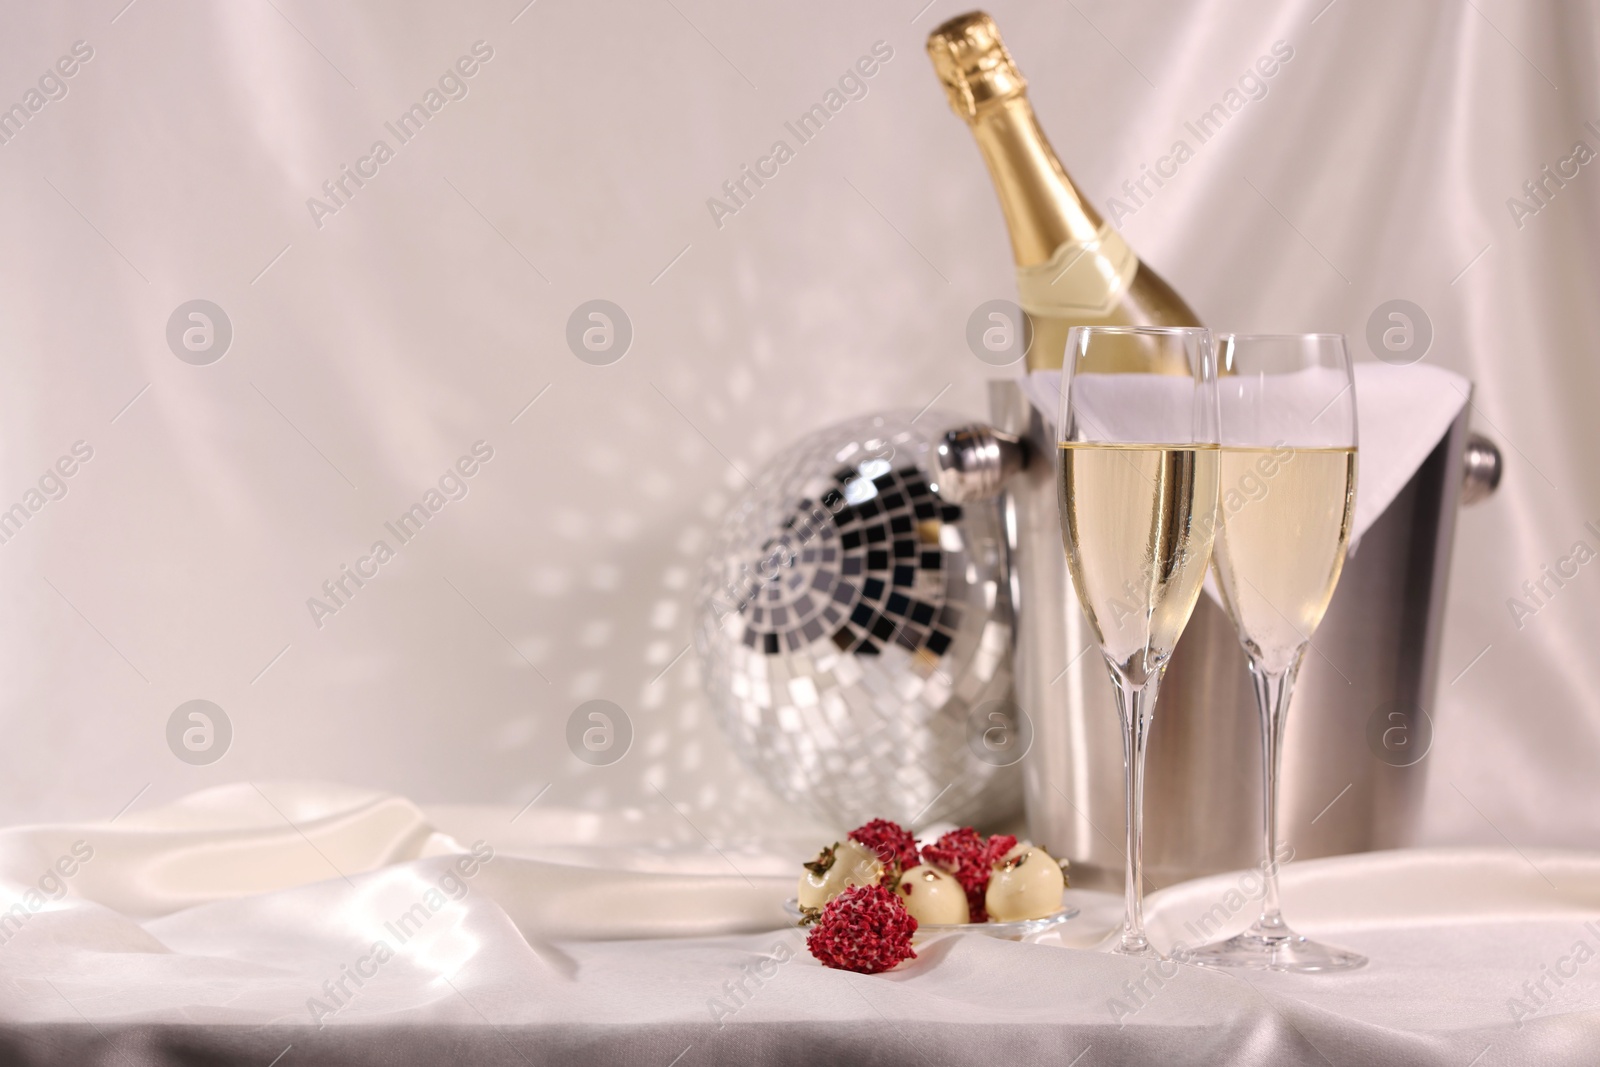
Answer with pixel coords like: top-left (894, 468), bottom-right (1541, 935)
top-left (3, 779), bottom-right (1598, 1064)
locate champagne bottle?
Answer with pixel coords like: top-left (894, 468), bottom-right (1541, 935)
top-left (926, 11), bottom-right (1199, 372)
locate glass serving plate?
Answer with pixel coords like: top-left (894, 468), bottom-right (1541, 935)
top-left (784, 896), bottom-right (1079, 941)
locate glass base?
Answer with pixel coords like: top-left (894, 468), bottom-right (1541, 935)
top-left (1187, 928), bottom-right (1366, 973)
top-left (1110, 935), bottom-right (1166, 962)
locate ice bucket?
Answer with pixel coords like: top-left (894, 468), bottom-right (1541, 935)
top-left (936, 379), bottom-right (1501, 891)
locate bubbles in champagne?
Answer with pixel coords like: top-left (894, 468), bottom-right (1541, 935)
top-left (1211, 447), bottom-right (1356, 671)
top-left (1057, 443), bottom-right (1219, 685)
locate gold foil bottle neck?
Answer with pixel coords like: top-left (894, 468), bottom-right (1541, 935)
top-left (926, 11), bottom-right (1026, 120)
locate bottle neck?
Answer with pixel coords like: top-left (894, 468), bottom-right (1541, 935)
top-left (968, 95), bottom-right (1105, 267)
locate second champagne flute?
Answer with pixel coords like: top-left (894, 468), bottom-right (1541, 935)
top-left (1189, 333), bottom-right (1366, 973)
top-left (1057, 325), bottom-right (1220, 958)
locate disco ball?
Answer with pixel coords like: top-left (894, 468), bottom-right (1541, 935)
top-left (694, 410), bottom-right (1021, 831)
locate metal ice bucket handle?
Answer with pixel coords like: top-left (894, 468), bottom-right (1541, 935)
top-left (1459, 433), bottom-right (1503, 505)
top-left (932, 423), bottom-right (1030, 504)
top-left (933, 383), bottom-right (1501, 890)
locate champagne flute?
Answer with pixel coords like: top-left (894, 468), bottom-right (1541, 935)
top-left (1189, 333), bottom-right (1366, 972)
top-left (1057, 325), bottom-right (1220, 958)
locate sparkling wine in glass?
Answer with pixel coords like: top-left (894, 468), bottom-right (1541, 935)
top-left (1056, 325), bottom-right (1219, 959)
top-left (1189, 333), bottom-right (1367, 973)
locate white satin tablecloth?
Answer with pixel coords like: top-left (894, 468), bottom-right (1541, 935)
top-left (2, 783), bottom-right (1597, 1066)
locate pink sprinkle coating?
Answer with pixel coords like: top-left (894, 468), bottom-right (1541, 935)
top-left (920, 828), bottom-right (1017, 923)
top-left (806, 884), bottom-right (919, 974)
top-left (848, 818), bottom-right (920, 882)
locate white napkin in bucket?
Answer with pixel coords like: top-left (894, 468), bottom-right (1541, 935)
top-left (1020, 361), bottom-right (1471, 548)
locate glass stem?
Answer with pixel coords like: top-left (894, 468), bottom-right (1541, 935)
top-left (1113, 672), bottom-right (1159, 954)
top-left (1248, 654), bottom-right (1302, 940)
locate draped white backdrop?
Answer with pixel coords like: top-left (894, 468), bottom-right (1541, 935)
top-left (0, 0), bottom-right (1595, 861)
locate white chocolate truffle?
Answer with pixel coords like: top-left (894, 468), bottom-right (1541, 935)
top-left (984, 846), bottom-right (1065, 921)
top-left (895, 863), bottom-right (971, 925)
top-left (798, 839), bottom-right (883, 911)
